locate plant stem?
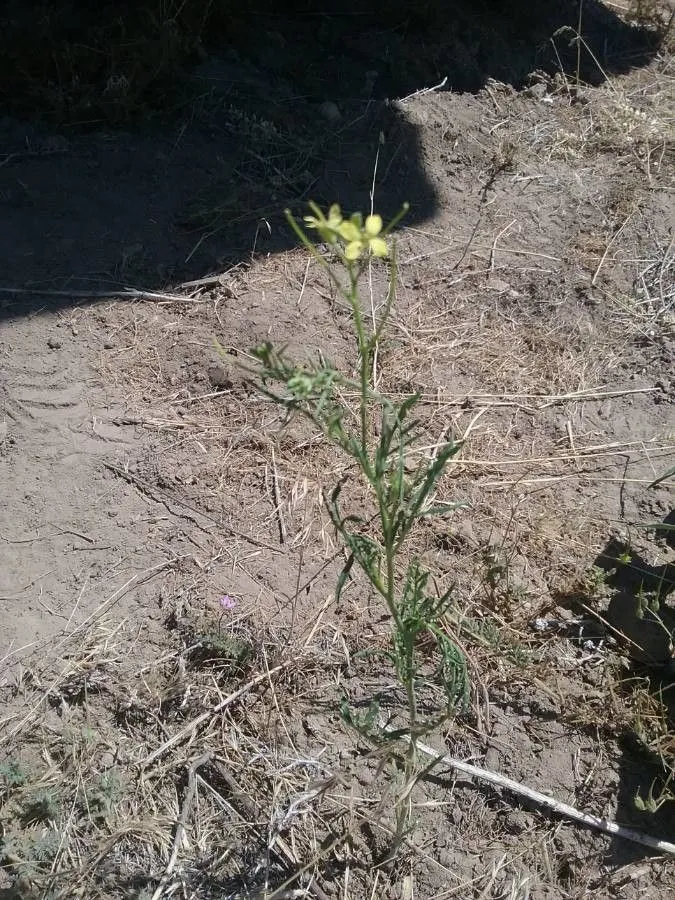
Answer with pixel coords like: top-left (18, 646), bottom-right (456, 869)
top-left (345, 268), bottom-right (370, 456)
top-left (378, 484), bottom-right (418, 747)
top-left (373, 244), bottom-right (397, 347)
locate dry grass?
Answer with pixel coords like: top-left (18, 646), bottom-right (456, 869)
top-left (5, 287), bottom-right (674, 895)
top-left (0, 595), bottom-right (536, 898)
top-left (2, 570), bottom-right (672, 897)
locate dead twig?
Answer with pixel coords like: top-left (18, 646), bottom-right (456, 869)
top-left (270, 447), bottom-right (287, 544)
top-left (398, 76), bottom-right (448, 102)
top-left (150, 753), bottom-right (212, 900)
top-left (409, 737), bottom-right (675, 856)
top-left (358, 386), bottom-right (660, 412)
top-left (0, 286), bottom-right (198, 303)
top-left (142, 663), bottom-right (289, 767)
top-left (592, 213), bottom-right (632, 286)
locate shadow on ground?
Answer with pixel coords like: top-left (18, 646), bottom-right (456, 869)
top-left (592, 530), bottom-right (675, 862)
top-left (597, 533), bottom-right (675, 669)
top-left (0, 0), bottom-right (663, 320)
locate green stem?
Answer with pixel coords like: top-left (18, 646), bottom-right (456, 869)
top-left (373, 243), bottom-right (398, 348)
top-left (377, 485), bottom-right (418, 744)
top-left (286, 202), bottom-right (420, 752)
top-left (344, 267), bottom-right (370, 460)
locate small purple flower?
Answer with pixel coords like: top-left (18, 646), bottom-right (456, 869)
top-left (219, 595), bottom-right (236, 610)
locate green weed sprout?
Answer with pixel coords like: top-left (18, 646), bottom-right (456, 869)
top-left (249, 203), bottom-right (468, 801)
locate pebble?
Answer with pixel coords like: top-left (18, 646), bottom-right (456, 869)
top-left (207, 364), bottom-right (233, 389)
top-left (503, 810), bottom-right (534, 834)
top-left (47, 337), bottom-right (62, 349)
top-left (99, 750), bottom-right (117, 770)
top-left (486, 276), bottom-right (512, 293)
top-left (525, 82), bottom-right (548, 101)
top-left (319, 100), bottom-right (341, 123)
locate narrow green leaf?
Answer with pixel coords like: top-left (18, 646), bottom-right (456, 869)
top-left (396, 441), bottom-right (463, 548)
top-left (396, 392), bottom-right (420, 422)
top-left (649, 465), bottom-right (675, 488)
top-left (335, 553), bottom-right (355, 603)
top-left (633, 522), bottom-right (675, 532)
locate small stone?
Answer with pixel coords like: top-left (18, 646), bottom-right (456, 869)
top-left (99, 750), bottom-right (116, 770)
top-left (526, 82), bottom-right (547, 101)
top-left (318, 101), bottom-right (342, 123)
top-left (47, 337), bottom-right (62, 349)
top-left (207, 364), bottom-right (233, 389)
top-left (103, 339), bottom-right (115, 350)
top-left (487, 277), bottom-right (512, 293)
top-left (504, 810), bottom-right (534, 834)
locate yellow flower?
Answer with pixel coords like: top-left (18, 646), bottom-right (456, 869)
top-left (303, 204), bottom-right (389, 260)
top-left (337, 218), bottom-right (361, 244)
top-left (342, 213), bottom-right (389, 260)
top-left (304, 203), bottom-right (343, 244)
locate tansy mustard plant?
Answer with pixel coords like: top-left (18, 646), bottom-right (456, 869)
top-left (304, 204), bottom-right (389, 260)
top-left (249, 203), bottom-right (468, 832)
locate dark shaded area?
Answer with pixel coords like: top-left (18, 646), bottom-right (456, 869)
top-left (595, 534), bottom-right (675, 669)
top-left (551, 520), bottom-right (675, 861)
top-left (593, 531), bottom-right (675, 862)
top-left (0, 1), bottom-right (664, 320)
top-left (1, 1), bottom-right (663, 118)
top-left (611, 692), bottom-right (675, 864)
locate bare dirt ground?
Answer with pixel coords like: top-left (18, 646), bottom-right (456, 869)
top-left (1, 5), bottom-right (674, 899)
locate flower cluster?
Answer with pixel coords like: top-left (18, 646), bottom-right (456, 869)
top-left (304, 204), bottom-right (389, 261)
top-left (287, 366), bottom-right (336, 401)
